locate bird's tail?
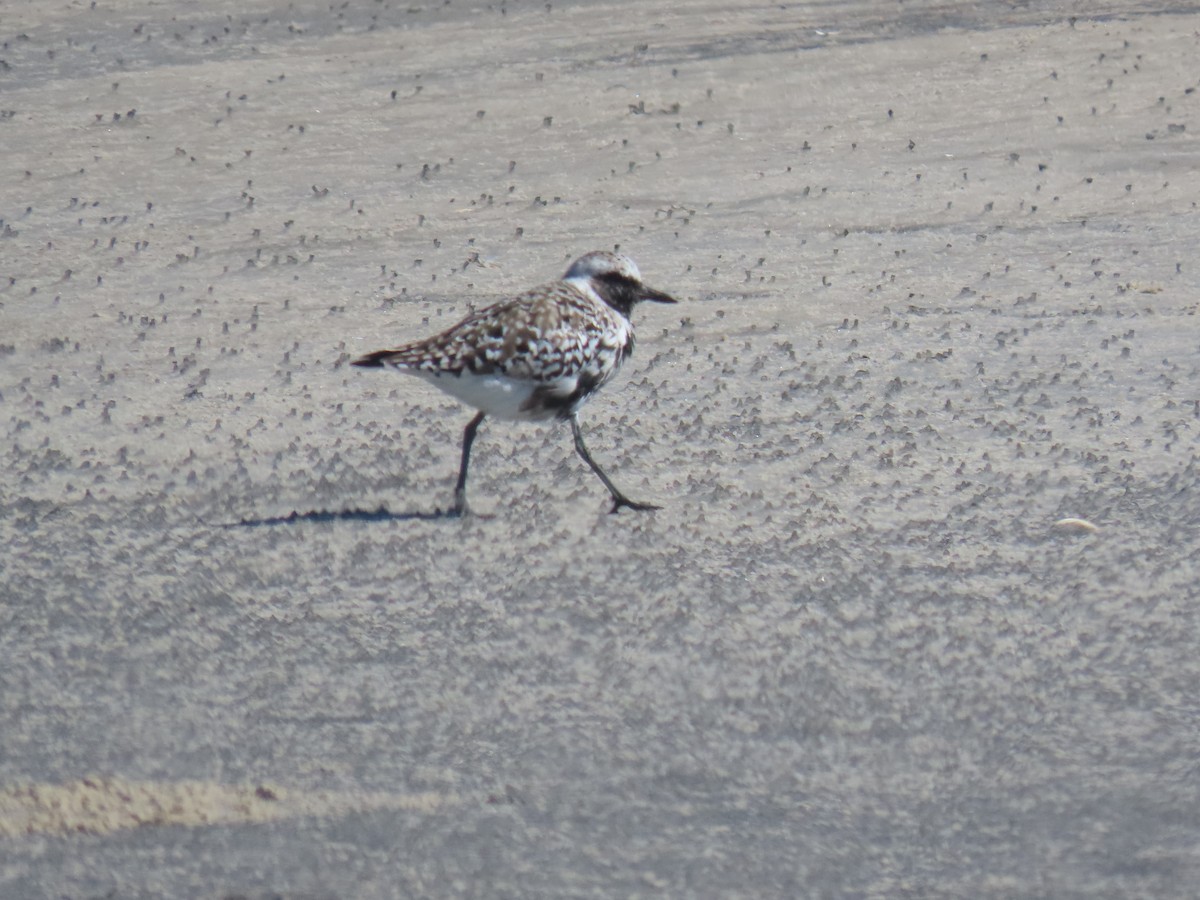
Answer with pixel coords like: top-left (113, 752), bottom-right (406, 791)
top-left (351, 349), bottom-right (401, 368)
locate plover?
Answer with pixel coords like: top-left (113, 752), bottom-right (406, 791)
top-left (352, 251), bottom-right (676, 515)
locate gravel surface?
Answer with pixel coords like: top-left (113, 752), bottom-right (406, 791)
top-left (3, 1), bottom-right (1200, 896)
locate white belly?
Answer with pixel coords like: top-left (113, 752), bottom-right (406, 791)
top-left (412, 370), bottom-right (573, 421)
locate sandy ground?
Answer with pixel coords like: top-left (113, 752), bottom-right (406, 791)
top-left (3, 0), bottom-right (1200, 896)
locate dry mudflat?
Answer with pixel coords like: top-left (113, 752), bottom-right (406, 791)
top-left (2, 1), bottom-right (1200, 896)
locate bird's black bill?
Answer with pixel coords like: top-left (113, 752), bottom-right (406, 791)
top-left (641, 285), bottom-right (677, 304)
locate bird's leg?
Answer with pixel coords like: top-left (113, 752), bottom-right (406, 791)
top-left (452, 411), bottom-right (486, 516)
top-left (570, 414), bottom-right (660, 514)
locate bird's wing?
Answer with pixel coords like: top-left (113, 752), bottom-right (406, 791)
top-left (355, 284), bottom-right (627, 384)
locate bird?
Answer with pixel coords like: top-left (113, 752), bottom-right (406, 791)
top-left (352, 250), bottom-right (677, 516)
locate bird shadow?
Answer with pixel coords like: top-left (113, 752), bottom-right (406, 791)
top-left (223, 505), bottom-right (459, 527)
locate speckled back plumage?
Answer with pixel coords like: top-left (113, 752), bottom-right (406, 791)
top-left (374, 281), bottom-right (632, 385)
top-left (353, 251), bottom-right (673, 422)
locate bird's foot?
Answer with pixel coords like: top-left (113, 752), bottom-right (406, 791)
top-left (608, 496), bottom-right (662, 514)
top-left (445, 494), bottom-right (495, 519)
top-left (444, 494), bottom-right (470, 518)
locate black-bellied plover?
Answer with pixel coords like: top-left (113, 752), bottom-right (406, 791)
top-left (352, 251), bottom-right (676, 515)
